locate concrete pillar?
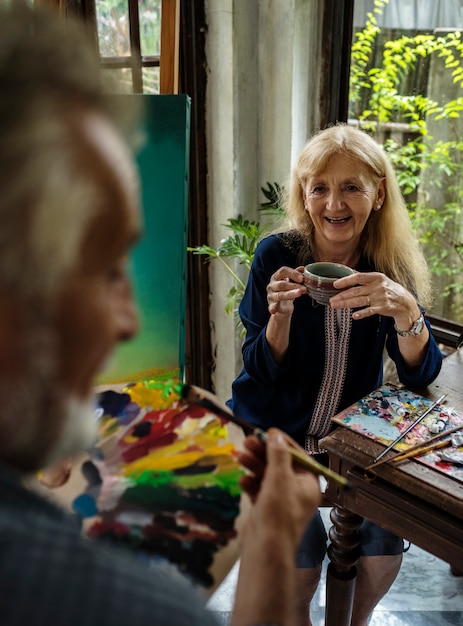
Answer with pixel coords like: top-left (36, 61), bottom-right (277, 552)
top-left (205, 0), bottom-right (324, 401)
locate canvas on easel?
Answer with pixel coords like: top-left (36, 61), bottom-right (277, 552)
top-left (97, 94), bottom-right (190, 385)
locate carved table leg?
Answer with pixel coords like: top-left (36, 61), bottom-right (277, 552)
top-left (325, 505), bottom-right (363, 626)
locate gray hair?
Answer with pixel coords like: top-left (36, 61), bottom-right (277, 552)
top-left (0, 7), bottom-right (137, 301)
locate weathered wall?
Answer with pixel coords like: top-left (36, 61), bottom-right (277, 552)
top-left (204, 0), bottom-right (324, 401)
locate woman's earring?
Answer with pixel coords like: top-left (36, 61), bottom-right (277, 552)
top-left (376, 204), bottom-right (382, 210)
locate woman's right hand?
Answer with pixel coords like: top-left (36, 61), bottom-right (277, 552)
top-left (266, 265), bottom-right (306, 316)
top-left (265, 266), bottom-right (306, 364)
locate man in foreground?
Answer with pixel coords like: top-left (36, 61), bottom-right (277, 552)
top-left (0, 7), bottom-right (321, 626)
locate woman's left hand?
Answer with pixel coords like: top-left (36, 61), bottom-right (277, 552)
top-left (329, 271), bottom-right (420, 327)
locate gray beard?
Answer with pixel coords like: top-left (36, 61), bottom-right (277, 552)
top-left (43, 395), bottom-right (97, 467)
top-left (0, 311), bottom-right (97, 472)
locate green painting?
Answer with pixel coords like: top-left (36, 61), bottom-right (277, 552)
top-left (98, 95), bottom-right (191, 384)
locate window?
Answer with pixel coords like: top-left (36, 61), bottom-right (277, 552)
top-left (96, 0), bottom-right (163, 94)
top-left (350, 0), bottom-right (463, 336)
top-left (53, 0), bottom-right (178, 94)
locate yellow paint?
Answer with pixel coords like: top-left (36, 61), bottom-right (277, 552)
top-left (123, 441), bottom-right (237, 475)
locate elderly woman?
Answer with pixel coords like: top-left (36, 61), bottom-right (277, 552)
top-left (228, 124), bottom-right (442, 626)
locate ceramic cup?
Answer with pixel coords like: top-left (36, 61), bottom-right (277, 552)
top-left (303, 262), bottom-right (355, 306)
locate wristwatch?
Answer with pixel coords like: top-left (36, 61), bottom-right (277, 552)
top-left (394, 314), bottom-right (425, 337)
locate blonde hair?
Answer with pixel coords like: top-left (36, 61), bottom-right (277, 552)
top-left (282, 124), bottom-right (432, 306)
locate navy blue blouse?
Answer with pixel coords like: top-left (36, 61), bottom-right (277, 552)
top-left (228, 234), bottom-right (443, 448)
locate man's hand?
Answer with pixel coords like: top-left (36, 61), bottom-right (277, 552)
top-left (232, 429), bottom-right (321, 626)
top-left (238, 428), bottom-right (321, 541)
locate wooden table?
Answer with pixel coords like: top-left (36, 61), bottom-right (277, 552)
top-left (321, 347), bottom-right (463, 626)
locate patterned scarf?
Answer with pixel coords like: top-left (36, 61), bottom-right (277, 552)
top-left (305, 306), bottom-right (352, 454)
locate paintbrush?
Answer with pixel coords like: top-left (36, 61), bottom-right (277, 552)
top-left (182, 383), bottom-right (350, 490)
top-left (389, 437), bottom-right (452, 463)
top-left (371, 393), bottom-right (447, 464)
top-left (365, 423), bottom-right (463, 470)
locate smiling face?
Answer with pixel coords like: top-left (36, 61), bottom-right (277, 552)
top-left (303, 153), bottom-right (385, 263)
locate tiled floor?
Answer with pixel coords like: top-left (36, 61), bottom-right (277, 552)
top-left (207, 508), bottom-right (463, 625)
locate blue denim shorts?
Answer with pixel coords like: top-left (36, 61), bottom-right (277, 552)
top-left (296, 509), bottom-right (404, 568)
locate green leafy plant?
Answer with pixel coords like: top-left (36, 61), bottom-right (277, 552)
top-left (188, 183), bottom-right (283, 336)
top-left (350, 0), bottom-right (463, 318)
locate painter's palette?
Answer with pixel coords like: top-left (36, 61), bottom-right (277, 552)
top-left (332, 383), bottom-right (463, 482)
top-left (72, 379), bottom-right (245, 590)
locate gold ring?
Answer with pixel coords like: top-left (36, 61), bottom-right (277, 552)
top-left (367, 296), bottom-right (370, 307)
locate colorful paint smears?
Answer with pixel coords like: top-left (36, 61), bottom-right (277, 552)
top-left (72, 379), bottom-right (244, 588)
top-left (333, 383), bottom-right (463, 482)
